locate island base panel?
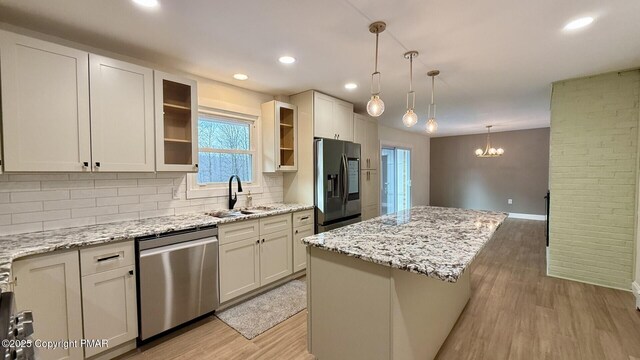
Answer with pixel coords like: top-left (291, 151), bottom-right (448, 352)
top-left (307, 247), bottom-right (470, 360)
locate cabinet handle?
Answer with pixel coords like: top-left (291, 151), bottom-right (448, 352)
top-left (95, 162), bottom-right (101, 168)
top-left (97, 254), bottom-right (120, 262)
top-left (128, 270), bottom-right (134, 276)
top-left (300, 216), bottom-right (309, 221)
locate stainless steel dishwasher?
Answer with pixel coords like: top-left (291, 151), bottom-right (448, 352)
top-left (136, 226), bottom-right (219, 341)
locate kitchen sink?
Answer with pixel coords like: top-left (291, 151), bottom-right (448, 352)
top-left (207, 206), bottom-right (274, 218)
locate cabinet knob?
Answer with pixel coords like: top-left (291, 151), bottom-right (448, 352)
top-left (129, 270), bottom-right (134, 276)
top-left (95, 162), bottom-right (101, 168)
top-left (261, 239), bottom-right (265, 243)
top-left (82, 161), bottom-right (89, 168)
top-left (256, 240), bottom-right (260, 244)
top-left (194, 163), bottom-right (199, 168)
top-left (295, 230), bottom-right (299, 234)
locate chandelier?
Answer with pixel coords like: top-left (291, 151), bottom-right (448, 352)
top-left (475, 126), bottom-right (504, 157)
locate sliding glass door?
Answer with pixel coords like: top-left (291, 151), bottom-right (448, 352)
top-left (380, 146), bottom-right (411, 215)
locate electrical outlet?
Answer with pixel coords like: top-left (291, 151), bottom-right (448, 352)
top-left (172, 187), bottom-right (181, 200)
top-left (508, 198), bottom-right (513, 205)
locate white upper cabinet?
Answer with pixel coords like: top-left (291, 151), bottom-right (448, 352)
top-left (262, 100), bottom-right (298, 172)
top-left (353, 113), bottom-right (379, 170)
top-left (313, 92), bottom-right (354, 141)
top-left (154, 71), bottom-right (199, 172)
top-left (89, 54), bottom-right (155, 172)
top-left (0, 30), bottom-right (91, 172)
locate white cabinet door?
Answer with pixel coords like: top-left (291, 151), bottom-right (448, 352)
top-left (260, 229), bottom-right (293, 286)
top-left (334, 100), bottom-right (354, 142)
top-left (12, 251), bottom-right (83, 360)
top-left (313, 92), bottom-right (334, 139)
top-left (0, 30), bottom-right (91, 172)
top-left (363, 170), bottom-right (379, 208)
top-left (353, 114), bottom-right (368, 168)
top-left (89, 54), bottom-right (155, 172)
top-left (367, 119), bottom-right (379, 170)
top-left (219, 238), bottom-right (260, 303)
top-left (154, 70), bottom-right (199, 172)
top-left (293, 224), bottom-right (313, 272)
top-left (81, 266), bottom-right (137, 358)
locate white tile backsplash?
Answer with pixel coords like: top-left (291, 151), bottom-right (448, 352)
top-left (0, 172), bottom-right (284, 235)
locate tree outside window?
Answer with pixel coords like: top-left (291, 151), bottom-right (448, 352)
top-left (197, 114), bottom-right (253, 184)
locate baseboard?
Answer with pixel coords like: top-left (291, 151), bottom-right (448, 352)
top-left (633, 282), bottom-right (640, 310)
top-left (508, 213), bottom-right (546, 221)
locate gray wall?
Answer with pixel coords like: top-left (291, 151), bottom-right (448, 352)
top-left (430, 128), bottom-right (550, 215)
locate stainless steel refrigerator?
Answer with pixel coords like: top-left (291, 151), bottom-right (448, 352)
top-left (315, 138), bottom-right (362, 233)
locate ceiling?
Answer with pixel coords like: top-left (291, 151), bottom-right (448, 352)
top-left (0, 0), bottom-right (638, 137)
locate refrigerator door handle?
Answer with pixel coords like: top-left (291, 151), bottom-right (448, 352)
top-left (342, 154), bottom-right (348, 204)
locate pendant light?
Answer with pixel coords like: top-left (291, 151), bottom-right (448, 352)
top-left (367, 21), bottom-right (386, 117)
top-left (475, 126), bottom-right (505, 157)
top-left (426, 70), bottom-right (440, 134)
top-left (402, 51), bottom-right (419, 127)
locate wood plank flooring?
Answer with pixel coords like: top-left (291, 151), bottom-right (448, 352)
top-left (120, 219), bottom-right (640, 360)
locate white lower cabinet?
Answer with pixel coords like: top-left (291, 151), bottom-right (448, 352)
top-left (12, 251), bottom-right (84, 360)
top-left (260, 229), bottom-right (292, 286)
top-left (81, 266), bottom-right (137, 358)
top-left (219, 213), bottom-right (295, 303)
top-left (293, 224), bottom-right (313, 272)
top-left (219, 238), bottom-right (261, 303)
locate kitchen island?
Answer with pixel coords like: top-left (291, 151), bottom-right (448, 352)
top-left (301, 206), bottom-right (507, 360)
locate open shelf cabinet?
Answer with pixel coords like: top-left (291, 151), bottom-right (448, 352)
top-left (261, 100), bottom-right (298, 172)
top-left (154, 71), bottom-right (198, 172)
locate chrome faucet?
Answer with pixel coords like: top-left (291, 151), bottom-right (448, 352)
top-left (228, 175), bottom-right (243, 209)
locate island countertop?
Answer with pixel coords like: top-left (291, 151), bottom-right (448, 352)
top-left (302, 206), bottom-right (507, 283)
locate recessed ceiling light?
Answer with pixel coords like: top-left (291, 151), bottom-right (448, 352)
top-left (344, 83), bottom-right (358, 90)
top-left (278, 56), bottom-right (296, 64)
top-left (132, 0), bottom-right (159, 7)
top-left (233, 73), bottom-right (249, 81)
top-left (564, 16), bottom-right (594, 31)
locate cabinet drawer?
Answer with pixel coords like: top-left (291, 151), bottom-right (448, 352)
top-left (259, 214), bottom-right (292, 235)
top-left (293, 210), bottom-right (314, 228)
top-left (80, 240), bottom-right (134, 276)
top-left (219, 219), bottom-right (259, 245)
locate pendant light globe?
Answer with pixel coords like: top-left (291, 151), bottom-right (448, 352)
top-left (367, 95), bottom-right (385, 117)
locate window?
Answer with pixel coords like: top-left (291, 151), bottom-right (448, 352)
top-left (187, 106), bottom-right (262, 199)
top-left (197, 113), bottom-right (254, 184)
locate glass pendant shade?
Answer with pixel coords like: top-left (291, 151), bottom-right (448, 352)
top-left (489, 148), bottom-right (497, 155)
top-left (367, 95), bottom-right (385, 117)
top-left (497, 148), bottom-right (504, 155)
top-left (402, 109), bottom-right (418, 127)
top-left (475, 148), bottom-right (484, 156)
top-left (426, 118), bottom-right (438, 134)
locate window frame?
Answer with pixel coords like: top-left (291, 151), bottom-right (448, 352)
top-left (187, 105), bottom-right (263, 199)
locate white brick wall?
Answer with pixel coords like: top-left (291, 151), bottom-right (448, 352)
top-left (549, 70), bottom-right (640, 290)
top-left (0, 172), bottom-right (284, 235)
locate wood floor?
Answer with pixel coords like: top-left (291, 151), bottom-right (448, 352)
top-left (120, 219), bottom-right (640, 360)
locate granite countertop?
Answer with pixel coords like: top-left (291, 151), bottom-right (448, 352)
top-left (302, 206), bottom-right (507, 283)
top-left (0, 203), bottom-right (313, 291)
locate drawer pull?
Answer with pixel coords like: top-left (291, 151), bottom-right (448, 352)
top-left (299, 216), bottom-right (310, 221)
top-left (97, 254), bottom-right (120, 262)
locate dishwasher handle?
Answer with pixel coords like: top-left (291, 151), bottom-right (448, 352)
top-left (140, 236), bottom-right (218, 258)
